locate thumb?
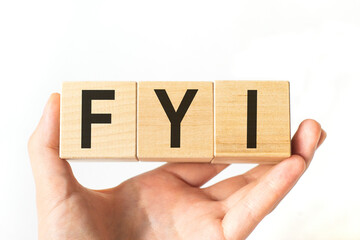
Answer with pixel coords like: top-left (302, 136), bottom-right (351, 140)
top-left (28, 93), bottom-right (78, 200)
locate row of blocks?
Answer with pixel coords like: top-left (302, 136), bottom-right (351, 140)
top-left (60, 81), bottom-right (290, 164)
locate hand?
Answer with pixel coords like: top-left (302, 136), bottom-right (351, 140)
top-left (28, 93), bottom-right (326, 240)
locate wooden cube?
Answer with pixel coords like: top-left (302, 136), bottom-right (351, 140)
top-left (137, 81), bottom-right (213, 162)
top-left (212, 81), bottom-right (291, 164)
top-left (60, 81), bottom-right (137, 160)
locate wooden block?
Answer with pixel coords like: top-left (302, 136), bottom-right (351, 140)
top-left (137, 81), bottom-right (213, 162)
top-left (60, 81), bottom-right (137, 160)
top-left (212, 81), bottom-right (291, 164)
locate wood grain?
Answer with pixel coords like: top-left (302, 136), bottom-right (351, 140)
top-left (60, 81), bottom-right (137, 160)
top-left (212, 80), bottom-right (291, 164)
top-left (137, 81), bottom-right (214, 162)
top-left (60, 81), bottom-right (290, 163)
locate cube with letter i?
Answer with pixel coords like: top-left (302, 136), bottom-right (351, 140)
top-left (213, 81), bottom-right (291, 164)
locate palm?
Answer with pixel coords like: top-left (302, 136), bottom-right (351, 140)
top-left (112, 168), bottom-right (226, 240)
top-left (29, 94), bottom-right (325, 240)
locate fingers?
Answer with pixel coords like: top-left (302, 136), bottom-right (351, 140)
top-left (204, 119), bottom-right (326, 202)
top-left (222, 155), bottom-right (306, 240)
top-left (291, 119), bottom-right (324, 167)
top-left (202, 165), bottom-right (273, 200)
top-left (159, 163), bottom-right (229, 187)
top-left (221, 119), bottom-right (325, 240)
top-left (265, 120), bottom-right (326, 212)
top-left (28, 93), bottom-right (78, 196)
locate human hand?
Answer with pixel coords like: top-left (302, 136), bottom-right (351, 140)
top-left (28, 93), bottom-right (326, 240)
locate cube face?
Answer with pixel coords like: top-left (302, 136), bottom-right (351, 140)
top-left (137, 81), bottom-right (213, 162)
top-left (213, 81), bottom-right (291, 164)
top-left (60, 81), bottom-right (137, 160)
top-left (59, 81), bottom-right (290, 163)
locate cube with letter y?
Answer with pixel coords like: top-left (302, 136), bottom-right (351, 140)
top-left (137, 81), bottom-right (214, 162)
top-left (60, 81), bottom-right (137, 160)
top-left (213, 81), bottom-right (291, 164)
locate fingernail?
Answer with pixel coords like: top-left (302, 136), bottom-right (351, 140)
top-left (43, 93), bottom-right (56, 114)
top-left (317, 129), bottom-right (327, 148)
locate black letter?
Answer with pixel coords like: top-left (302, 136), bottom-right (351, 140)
top-left (247, 90), bottom-right (257, 148)
top-left (82, 90), bottom-right (115, 148)
top-left (154, 89), bottom-right (198, 148)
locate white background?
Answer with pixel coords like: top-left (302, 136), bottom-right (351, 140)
top-left (0, 0), bottom-right (359, 239)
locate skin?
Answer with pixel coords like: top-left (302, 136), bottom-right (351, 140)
top-left (28, 93), bottom-right (326, 240)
